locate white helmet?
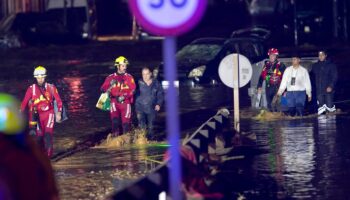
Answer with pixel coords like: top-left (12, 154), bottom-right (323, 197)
top-left (33, 66), bottom-right (47, 78)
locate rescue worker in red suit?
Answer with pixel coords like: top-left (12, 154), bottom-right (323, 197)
top-left (257, 48), bottom-right (286, 112)
top-left (0, 93), bottom-right (59, 200)
top-left (20, 66), bottom-right (63, 157)
top-left (100, 56), bottom-right (136, 137)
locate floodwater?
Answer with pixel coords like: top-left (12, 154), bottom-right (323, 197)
top-left (1, 42), bottom-right (350, 200)
top-left (240, 114), bottom-right (350, 199)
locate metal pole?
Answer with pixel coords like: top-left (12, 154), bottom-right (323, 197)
top-left (292, 0), bottom-right (298, 46)
top-left (233, 54), bottom-right (240, 132)
top-left (333, 0), bottom-right (339, 39)
top-left (344, 0), bottom-right (348, 41)
top-left (85, 0), bottom-right (91, 39)
top-left (131, 16), bottom-right (139, 40)
top-left (163, 36), bottom-right (181, 200)
top-left (63, 0), bottom-right (67, 27)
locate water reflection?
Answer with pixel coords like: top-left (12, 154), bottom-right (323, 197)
top-left (54, 146), bottom-right (166, 200)
top-left (63, 76), bottom-right (88, 114)
top-left (250, 114), bottom-right (350, 199)
top-left (280, 123), bottom-right (316, 199)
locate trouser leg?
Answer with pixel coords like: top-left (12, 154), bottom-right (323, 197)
top-left (325, 92), bottom-right (336, 112)
top-left (39, 111), bottom-right (55, 157)
top-left (317, 94), bottom-right (327, 115)
top-left (111, 117), bottom-right (121, 137)
top-left (286, 92), bottom-right (296, 116)
top-left (137, 112), bottom-right (147, 129)
top-left (44, 133), bottom-right (53, 157)
top-left (295, 91), bottom-right (306, 116)
top-left (317, 94), bottom-right (326, 106)
top-left (119, 103), bottom-right (132, 134)
top-left (110, 101), bottom-right (121, 136)
top-left (265, 86), bottom-right (275, 111)
top-left (146, 112), bottom-right (156, 139)
top-left (35, 135), bottom-right (45, 152)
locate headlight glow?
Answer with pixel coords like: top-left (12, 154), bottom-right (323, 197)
top-left (188, 65), bottom-right (206, 78)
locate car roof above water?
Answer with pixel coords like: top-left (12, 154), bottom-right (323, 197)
top-left (190, 37), bottom-right (226, 45)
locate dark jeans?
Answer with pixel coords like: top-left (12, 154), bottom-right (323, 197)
top-left (286, 91), bottom-right (306, 116)
top-left (317, 92), bottom-right (334, 108)
top-left (266, 85), bottom-right (279, 111)
top-left (136, 111), bottom-right (156, 137)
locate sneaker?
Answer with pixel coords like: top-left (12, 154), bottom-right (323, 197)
top-left (326, 105), bottom-right (336, 113)
top-left (318, 105), bottom-right (326, 115)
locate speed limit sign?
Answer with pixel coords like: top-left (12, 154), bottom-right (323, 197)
top-left (128, 0), bottom-right (207, 36)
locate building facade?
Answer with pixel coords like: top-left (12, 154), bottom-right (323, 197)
top-left (0, 0), bottom-right (46, 20)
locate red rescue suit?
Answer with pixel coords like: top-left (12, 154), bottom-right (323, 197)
top-left (21, 83), bottom-right (62, 157)
top-left (101, 72), bottom-right (136, 136)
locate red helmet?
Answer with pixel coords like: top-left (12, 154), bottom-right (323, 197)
top-left (268, 48), bottom-right (279, 56)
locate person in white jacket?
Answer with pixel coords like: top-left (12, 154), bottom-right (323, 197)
top-left (277, 55), bottom-right (312, 116)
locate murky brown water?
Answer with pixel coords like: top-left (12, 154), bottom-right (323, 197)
top-left (54, 145), bottom-right (168, 200)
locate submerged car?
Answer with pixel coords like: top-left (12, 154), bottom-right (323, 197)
top-left (155, 36), bottom-right (266, 85)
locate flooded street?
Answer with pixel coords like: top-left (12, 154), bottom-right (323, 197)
top-left (244, 114), bottom-right (350, 199)
top-left (54, 145), bottom-right (168, 200)
top-left (1, 41), bottom-right (350, 199)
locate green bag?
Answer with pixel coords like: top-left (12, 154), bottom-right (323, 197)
top-left (96, 92), bottom-right (110, 111)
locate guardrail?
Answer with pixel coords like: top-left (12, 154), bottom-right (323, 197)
top-left (109, 108), bottom-right (232, 200)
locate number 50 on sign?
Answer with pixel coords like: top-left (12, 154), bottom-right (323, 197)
top-left (128, 0), bottom-right (207, 36)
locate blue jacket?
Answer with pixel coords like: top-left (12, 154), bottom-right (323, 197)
top-left (135, 79), bottom-right (164, 114)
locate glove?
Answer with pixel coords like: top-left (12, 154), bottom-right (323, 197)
top-left (117, 96), bottom-right (125, 103)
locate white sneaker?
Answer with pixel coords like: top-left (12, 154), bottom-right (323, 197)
top-left (318, 105), bottom-right (326, 115)
top-left (326, 105), bottom-right (336, 113)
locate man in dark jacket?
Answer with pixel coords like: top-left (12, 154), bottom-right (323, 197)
top-left (311, 50), bottom-right (338, 115)
top-left (135, 67), bottom-right (164, 139)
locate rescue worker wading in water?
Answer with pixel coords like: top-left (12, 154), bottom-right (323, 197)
top-left (21, 66), bottom-right (63, 158)
top-left (257, 48), bottom-right (286, 112)
top-left (101, 56), bottom-right (136, 137)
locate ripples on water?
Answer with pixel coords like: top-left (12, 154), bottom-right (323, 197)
top-left (3, 66), bottom-right (350, 200)
top-left (250, 114), bottom-right (350, 199)
top-left (54, 145), bottom-right (167, 200)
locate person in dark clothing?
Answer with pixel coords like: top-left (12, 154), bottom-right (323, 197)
top-left (311, 50), bottom-right (338, 115)
top-left (257, 48), bottom-right (286, 111)
top-left (135, 67), bottom-right (164, 139)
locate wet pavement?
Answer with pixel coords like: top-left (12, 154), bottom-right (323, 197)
top-left (1, 41), bottom-right (350, 199)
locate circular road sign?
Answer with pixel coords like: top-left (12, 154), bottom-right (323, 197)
top-left (218, 54), bottom-right (252, 88)
top-left (128, 0), bottom-right (207, 36)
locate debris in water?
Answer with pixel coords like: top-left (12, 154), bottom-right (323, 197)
top-left (97, 129), bottom-right (149, 148)
top-left (253, 110), bottom-right (285, 121)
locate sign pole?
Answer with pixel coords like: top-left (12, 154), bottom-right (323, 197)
top-left (233, 54), bottom-right (240, 132)
top-left (128, 1), bottom-right (207, 199)
top-left (163, 36), bottom-right (181, 200)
